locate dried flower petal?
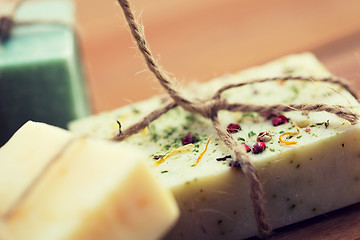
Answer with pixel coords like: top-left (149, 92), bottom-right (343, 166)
top-left (227, 123), bottom-right (241, 133)
top-left (182, 134), bottom-right (197, 145)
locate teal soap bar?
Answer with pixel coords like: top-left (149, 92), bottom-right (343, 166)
top-left (0, 0), bottom-right (91, 146)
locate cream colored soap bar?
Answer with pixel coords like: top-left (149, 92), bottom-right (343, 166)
top-left (69, 53), bottom-right (360, 239)
top-left (0, 121), bottom-right (73, 215)
top-left (0, 121), bottom-right (179, 240)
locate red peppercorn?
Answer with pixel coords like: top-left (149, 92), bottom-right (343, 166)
top-left (252, 142), bottom-right (266, 154)
top-left (272, 115), bottom-right (289, 126)
top-left (242, 143), bottom-right (251, 152)
top-left (181, 134), bottom-right (196, 145)
top-left (227, 123), bottom-right (241, 133)
top-left (278, 115), bottom-right (289, 121)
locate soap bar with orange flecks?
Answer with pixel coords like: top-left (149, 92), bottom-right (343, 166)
top-left (69, 53), bottom-right (360, 239)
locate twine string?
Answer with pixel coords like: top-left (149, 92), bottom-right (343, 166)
top-left (212, 75), bottom-right (358, 100)
top-left (118, 0), bottom-right (208, 117)
top-left (116, 0), bottom-right (358, 238)
top-left (0, 16), bottom-right (13, 41)
top-left (0, 0), bottom-right (24, 41)
top-left (113, 101), bottom-right (178, 141)
top-left (0, 0), bottom-right (73, 42)
top-left (1, 136), bottom-right (79, 220)
top-left (211, 114), bottom-right (271, 237)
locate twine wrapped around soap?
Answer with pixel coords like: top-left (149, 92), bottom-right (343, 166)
top-left (0, 0), bottom-right (21, 41)
top-left (1, 136), bottom-right (80, 220)
top-left (116, 0), bottom-right (358, 238)
top-left (0, 0), bottom-right (25, 41)
top-left (0, 0), bottom-right (72, 42)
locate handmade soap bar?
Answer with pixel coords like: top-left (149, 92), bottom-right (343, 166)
top-left (0, 0), bottom-right (90, 146)
top-left (0, 121), bottom-right (179, 240)
top-left (0, 121), bottom-right (73, 215)
top-left (69, 53), bottom-right (360, 239)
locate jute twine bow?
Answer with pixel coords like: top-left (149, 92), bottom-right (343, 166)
top-left (115, 0), bottom-right (358, 238)
top-left (0, 0), bottom-right (72, 42)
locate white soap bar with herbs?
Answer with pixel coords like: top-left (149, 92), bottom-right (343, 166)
top-left (69, 53), bottom-right (360, 239)
top-left (0, 121), bottom-right (179, 240)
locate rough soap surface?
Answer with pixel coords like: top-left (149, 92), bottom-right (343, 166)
top-left (70, 53), bottom-right (360, 239)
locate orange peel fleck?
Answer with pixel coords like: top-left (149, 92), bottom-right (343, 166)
top-left (279, 129), bottom-right (300, 145)
top-left (194, 136), bottom-right (212, 166)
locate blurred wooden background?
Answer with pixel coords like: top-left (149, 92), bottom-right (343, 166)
top-left (75, 0), bottom-right (360, 113)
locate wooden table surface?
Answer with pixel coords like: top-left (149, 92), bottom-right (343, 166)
top-left (76, 0), bottom-right (360, 239)
top-left (76, 0), bottom-right (360, 113)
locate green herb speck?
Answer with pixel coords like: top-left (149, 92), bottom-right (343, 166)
top-left (163, 127), bottom-right (177, 138)
top-left (283, 67), bottom-right (295, 74)
top-left (132, 108), bottom-right (140, 114)
top-left (185, 114), bottom-right (195, 121)
top-left (151, 133), bottom-right (159, 142)
top-left (243, 112), bottom-right (255, 118)
top-left (290, 85), bottom-right (299, 95)
top-left (248, 131), bottom-right (256, 138)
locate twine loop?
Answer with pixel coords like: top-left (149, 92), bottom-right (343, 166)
top-left (0, 16), bottom-right (14, 41)
top-left (0, 0), bottom-right (73, 42)
top-left (116, 0), bottom-right (358, 238)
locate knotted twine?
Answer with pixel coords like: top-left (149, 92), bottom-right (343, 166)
top-left (115, 0), bottom-right (358, 238)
